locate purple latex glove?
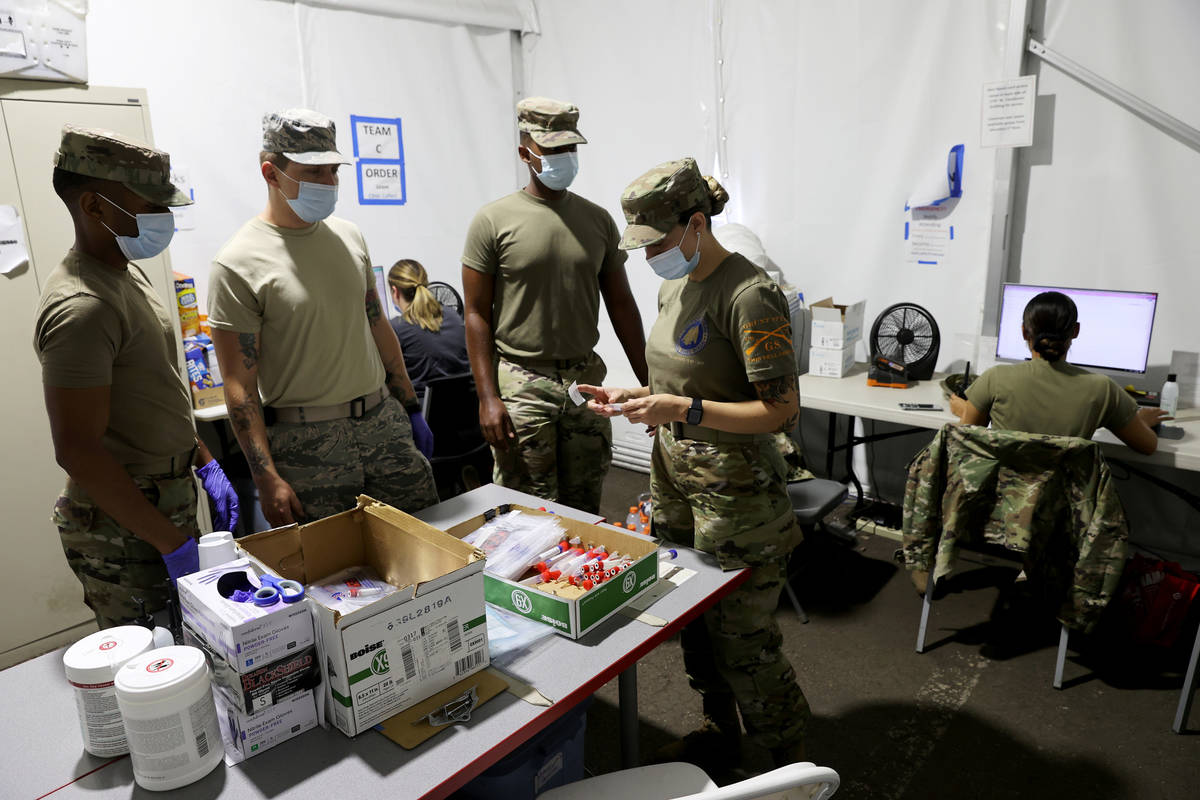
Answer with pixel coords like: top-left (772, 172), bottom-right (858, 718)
top-left (162, 538), bottom-right (199, 585)
top-left (410, 410), bottom-right (435, 459)
top-left (197, 459), bottom-right (240, 533)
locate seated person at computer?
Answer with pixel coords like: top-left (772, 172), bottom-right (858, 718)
top-left (949, 290), bottom-right (1168, 454)
top-left (387, 259), bottom-right (470, 396)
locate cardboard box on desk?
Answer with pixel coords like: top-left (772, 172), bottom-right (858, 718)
top-left (809, 344), bottom-right (857, 378)
top-left (192, 385), bottom-right (224, 410)
top-left (182, 624), bottom-right (320, 715)
top-left (810, 297), bottom-right (866, 349)
top-left (238, 496), bottom-right (491, 738)
top-left (177, 558), bottom-right (315, 673)
top-left (445, 505), bottom-right (659, 640)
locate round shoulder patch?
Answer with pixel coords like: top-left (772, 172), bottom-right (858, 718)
top-left (676, 318), bottom-right (709, 356)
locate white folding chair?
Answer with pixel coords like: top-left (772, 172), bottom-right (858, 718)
top-left (537, 761), bottom-right (839, 800)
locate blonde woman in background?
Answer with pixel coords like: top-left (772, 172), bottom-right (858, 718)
top-left (387, 259), bottom-right (470, 396)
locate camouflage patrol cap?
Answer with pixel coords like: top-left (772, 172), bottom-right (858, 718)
top-left (618, 157), bottom-right (709, 250)
top-left (517, 96), bottom-right (587, 148)
top-left (261, 108), bottom-right (350, 165)
top-left (53, 125), bottom-right (192, 207)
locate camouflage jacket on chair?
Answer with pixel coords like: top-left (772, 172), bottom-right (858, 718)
top-left (901, 424), bottom-right (1129, 632)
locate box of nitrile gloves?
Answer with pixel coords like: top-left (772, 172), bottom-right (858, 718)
top-left (183, 624), bottom-right (320, 715)
top-left (214, 688), bottom-right (319, 763)
top-left (238, 495), bottom-right (490, 737)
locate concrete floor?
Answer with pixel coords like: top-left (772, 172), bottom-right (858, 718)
top-left (581, 467), bottom-right (1200, 800)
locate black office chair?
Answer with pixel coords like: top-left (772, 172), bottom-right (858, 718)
top-left (426, 281), bottom-right (464, 316)
top-left (421, 372), bottom-right (493, 499)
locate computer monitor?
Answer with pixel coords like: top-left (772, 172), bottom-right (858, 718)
top-left (995, 283), bottom-right (1158, 374)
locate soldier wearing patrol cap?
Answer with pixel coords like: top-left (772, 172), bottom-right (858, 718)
top-left (581, 157), bottom-right (810, 771)
top-left (461, 96), bottom-right (647, 514)
top-left (35, 125), bottom-right (239, 628)
top-left (208, 109), bottom-right (437, 527)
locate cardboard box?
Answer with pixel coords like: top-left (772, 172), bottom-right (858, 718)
top-left (810, 297), bottom-right (866, 349)
top-left (214, 688), bottom-right (319, 762)
top-left (0, 1), bottom-right (87, 83)
top-left (177, 558), bottom-right (316, 672)
top-left (809, 344), bottom-right (856, 378)
top-left (184, 625), bottom-right (320, 715)
top-left (445, 505), bottom-right (659, 640)
top-left (192, 385), bottom-right (224, 410)
top-left (238, 496), bottom-right (490, 737)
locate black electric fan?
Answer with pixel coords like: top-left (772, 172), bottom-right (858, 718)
top-left (869, 303), bottom-right (941, 381)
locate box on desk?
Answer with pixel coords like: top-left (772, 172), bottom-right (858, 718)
top-left (444, 505), bottom-right (659, 640)
top-left (810, 297), bottom-right (866, 349)
top-left (177, 558), bottom-right (315, 673)
top-left (213, 687), bottom-right (319, 763)
top-left (238, 496), bottom-right (490, 737)
top-left (809, 343), bottom-right (857, 378)
top-left (182, 624), bottom-right (320, 715)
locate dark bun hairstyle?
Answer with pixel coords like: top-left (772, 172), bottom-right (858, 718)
top-left (1022, 290), bottom-right (1077, 362)
top-left (676, 176), bottom-right (729, 227)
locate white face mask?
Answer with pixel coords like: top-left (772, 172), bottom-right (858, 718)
top-left (97, 194), bottom-right (175, 261)
top-left (528, 149), bottom-right (579, 191)
top-left (274, 166), bottom-right (338, 223)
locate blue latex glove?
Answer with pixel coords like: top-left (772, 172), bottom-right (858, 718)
top-left (162, 538), bottom-right (199, 585)
top-left (197, 459), bottom-right (240, 533)
top-left (410, 411), bottom-right (435, 459)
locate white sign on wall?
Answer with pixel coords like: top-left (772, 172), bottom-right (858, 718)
top-left (351, 114), bottom-right (406, 205)
top-left (981, 75), bottom-right (1036, 148)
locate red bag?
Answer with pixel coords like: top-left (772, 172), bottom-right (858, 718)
top-left (1116, 554), bottom-right (1200, 648)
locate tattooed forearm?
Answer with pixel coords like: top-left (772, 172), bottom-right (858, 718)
top-left (228, 394), bottom-right (263, 433)
top-left (243, 439), bottom-right (271, 477)
top-left (384, 370), bottom-right (417, 408)
top-left (365, 289), bottom-right (384, 326)
top-left (237, 332), bottom-right (259, 370)
top-left (754, 374), bottom-right (800, 433)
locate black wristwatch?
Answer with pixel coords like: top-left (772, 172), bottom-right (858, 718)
top-left (685, 397), bottom-right (703, 426)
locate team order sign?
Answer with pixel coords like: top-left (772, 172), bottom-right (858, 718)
top-left (351, 115), bottom-right (406, 205)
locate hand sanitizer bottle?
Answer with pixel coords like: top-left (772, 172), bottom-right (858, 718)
top-left (1160, 373), bottom-right (1178, 418)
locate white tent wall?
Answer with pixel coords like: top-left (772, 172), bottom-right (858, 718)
top-left (85, 0), bottom-right (519, 310)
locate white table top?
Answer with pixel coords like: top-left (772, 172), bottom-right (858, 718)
top-left (0, 485), bottom-right (742, 800)
top-left (799, 364), bottom-right (1200, 472)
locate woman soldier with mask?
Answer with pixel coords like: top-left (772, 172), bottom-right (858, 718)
top-left (580, 158), bottom-right (809, 772)
top-left (952, 290), bottom-right (1167, 452)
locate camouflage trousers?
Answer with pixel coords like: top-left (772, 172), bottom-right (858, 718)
top-left (53, 470), bottom-right (199, 629)
top-left (268, 395), bottom-right (438, 521)
top-left (493, 352), bottom-right (612, 515)
top-left (651, 425), bottom-right (810, 750)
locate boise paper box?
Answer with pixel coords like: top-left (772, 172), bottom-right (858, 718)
top-left (238, 496), bottom-right (490, 738)
top-left (177, 558), bottom-right (315, 672)
top-left (213, 688), bottom-right (319, 763)
top-left (445, 505), bottom-right (659, 640)
top-left (810, 297), bottom-right (866, 349)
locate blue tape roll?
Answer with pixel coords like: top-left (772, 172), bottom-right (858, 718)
top-left (253, 586), bottom-right (279, 607)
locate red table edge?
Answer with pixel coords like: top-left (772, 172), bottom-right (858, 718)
top-left (423, 565), bottom-right (752, 800)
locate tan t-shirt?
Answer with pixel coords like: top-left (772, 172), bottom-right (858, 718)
top-left (34, 251), bottom-right (195, 467)
top-left (461, 190), bottom-right (626, 360)
top-left (208, 216), bottom-right (385, 407)
top-left (966, 357), bottom-right (1139, 438)
top-left (647, 252), bottom-right (796, 401)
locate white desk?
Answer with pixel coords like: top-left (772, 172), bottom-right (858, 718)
top-left (799, 364), bottom-right (1200, 473)
top-left (0, 485), bottom-right (747, 800)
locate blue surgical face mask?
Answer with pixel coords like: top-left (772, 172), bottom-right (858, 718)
top-left (97, 194), bottom-right (175, 261)
top-left (529, 149), bottom-right (578, 191)
top-left (647, 225), bottom-right (701, 280)
top-left (274, 166), bottom-right (338, 223)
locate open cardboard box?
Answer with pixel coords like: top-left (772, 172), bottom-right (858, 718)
top-left (238, 496), bottom-right (491, 737)
top-left (810, 297), bottom-right (866, 349)
top-left (445, 505), bottom-right (659, 640)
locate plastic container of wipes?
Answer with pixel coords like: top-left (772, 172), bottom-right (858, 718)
top-left (62, 625), bottom-right (156, 757)
top-left (115, 645), bottom-right (223, 791)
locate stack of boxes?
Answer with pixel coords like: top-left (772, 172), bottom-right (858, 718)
top-left (177, 560), bottom-right (321, 761)
top-left (175, 272), bottom-right (224, 409)
top-left (809, 297), bottom-right (866, 378)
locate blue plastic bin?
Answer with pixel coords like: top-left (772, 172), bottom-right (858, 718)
top-left (456, 697), bottom-right (591, 799)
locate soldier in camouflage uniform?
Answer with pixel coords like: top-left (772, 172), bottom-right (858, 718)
top-left (208, 109), bottom-right (437, 526)
top-left (35, 126), bottom-right (237, 627)
top-left (461, 97), bottom-right (648, 514)
top-left (581, 158), bottom-right (810, 770)
top-left (901, 423), bottom-right (1130, 632)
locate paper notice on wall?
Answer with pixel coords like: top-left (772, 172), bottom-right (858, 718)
top-left (1169, 350), bottom-right (1200, 411)
top-left (905, 219), bottom-right (952, 265)
top-left (981, 75), bottom-right (1036, 148)
top-left (0, 205), bottom-right (30, 275)
top-left (170, 166), bottom-right (197, 231)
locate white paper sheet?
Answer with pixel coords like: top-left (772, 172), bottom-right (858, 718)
top-left (0, 205), bottom-right (30, 275)
top-left (981, 75), bottom-right (1037, 148)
